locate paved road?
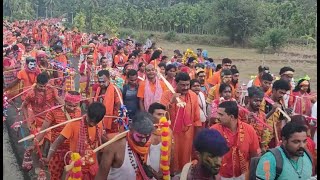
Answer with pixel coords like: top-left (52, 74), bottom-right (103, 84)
top-left (4, 97), bottom-right (31, 180)
top-left (3, 125), bottom-right (24, 180)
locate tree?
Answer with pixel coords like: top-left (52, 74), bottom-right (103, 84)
top-left (212, 0), bottom-right (260, 45)
top-left (73, 11), bottom-right (86, 32)
top-left (91, 15), bottom-right (118, 35)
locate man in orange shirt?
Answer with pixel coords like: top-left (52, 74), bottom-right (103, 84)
top-left (211, 101), bottom-right (261, 179)
top-left (206, 69), bottom-right (233, 104)
top-left (53, 45), bottom-right (68, 66)
top-left (6, 57), bottom-right (41, 100)
top-left (248, 66), bottom-right (270, 88)
top-left (207, 58), bottom-right (232, 86)
top-left (91, 70), bottom-right (122, 134)
top-left (279, 66), bottom-right (295, 109)
top-left (160, 72), bottom-right (202, 174)
top-left (114, 47), bottom-right (128, 68)
top-left (137, 64), bottom-right (167, 111)
top-left (34, 91), bottom-right (82, 180)
top-left (44, 102), bottom-right (106, 180)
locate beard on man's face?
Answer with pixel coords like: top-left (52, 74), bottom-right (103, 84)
top-left (232, 79), bottom-right (238, 84)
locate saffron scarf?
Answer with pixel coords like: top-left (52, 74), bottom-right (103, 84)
top-left (76, 116), bottom-right (99, 156)
top-left (253, 76), bottom-right (261, 87)
top-left (76, 116), bottom-right (101, 175)
top-left (172, 93), bottom-right (193, 133)
top-left (144, 78), bottom-right (163, 111)
top-left (127, 133), bottom-right (151, 180)
top-left (222, 121), bottom-right (247, 176)
top-left (94, 85), bottom-right (117, 130)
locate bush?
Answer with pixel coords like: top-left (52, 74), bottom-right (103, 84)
top-left (252, 35), bottom-right (269, 53)
top-left (164, 31), bottom-right (177, 41)
top-left (252, 28), bottom-right (288, 53)
top-left (266, 28), bottom-right (288, 51)
top-left (136, 32), bottom-right (151, 43)
top-left (118, 29), bottom-right (135, 39)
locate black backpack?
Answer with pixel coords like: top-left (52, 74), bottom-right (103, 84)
top-left (249, 147), bottom-right (312, 180)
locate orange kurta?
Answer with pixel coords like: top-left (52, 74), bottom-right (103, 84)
top-left (93, 85), bottom-right (121, 132)
top-left (207, 69), bottom-right (221, 86)
top-left (114, 54), bottom-right (128, 67)
top-left (55, 54), bottom-right (68, 66)
top-left (160, 90), bottom-right (202, 172)
top-left (206, 83), bottom-right (235, 104)
top-left (60, 119), bottom-right (103, 179)
top-left (17, 69), bottom-right (39, 100)
top-left (60, 119), bottom-right (103, 151)
top-left (211, 121), bottom-right (260, 178)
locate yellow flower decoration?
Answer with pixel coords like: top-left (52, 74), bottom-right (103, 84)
top-left (159, 117), bottom-right (171, 180)
top-left (182, 48), bottom-right (198, 65)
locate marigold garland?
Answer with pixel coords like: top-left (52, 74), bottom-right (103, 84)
top-left (182, 48), bottom-right (198, 65)
top-left (159, 117), bottom-right (171, 180)
top-left (67, 153), bottom-right (83, 180)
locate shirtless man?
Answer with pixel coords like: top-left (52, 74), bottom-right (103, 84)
top-left (95, 112), bottom-right (158, 180)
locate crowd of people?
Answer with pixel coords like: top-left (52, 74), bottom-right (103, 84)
top-left (3, 18), bottom-right (317, 180)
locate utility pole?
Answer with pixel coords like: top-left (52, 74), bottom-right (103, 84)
top-left (46, 7), bottom-right (48, 19)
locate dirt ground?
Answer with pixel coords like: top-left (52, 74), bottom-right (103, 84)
top-left (157, 41), bottom-right (317, 92)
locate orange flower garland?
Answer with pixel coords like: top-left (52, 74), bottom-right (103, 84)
top-left (67, 153), bottom-right (83, 180)
top-left (159, 117), bottom-right (171, 180)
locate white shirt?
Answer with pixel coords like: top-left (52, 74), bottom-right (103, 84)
top-left (198, 92), bottom-right (207, 122)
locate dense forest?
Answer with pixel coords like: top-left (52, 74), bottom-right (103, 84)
top-left (3, 0), bottom-right (317, 47)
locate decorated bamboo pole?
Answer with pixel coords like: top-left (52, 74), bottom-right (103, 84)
top-left (264, 96), bottom-right (291, 121)
top-left (18, 117), bottom-right (83, 143)
top-left (156, 70), bottom-right (186, 107)
top-left (17, 115), bottom-right (127, 143)
top-left (237, 105), bottom-right (272, 130)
